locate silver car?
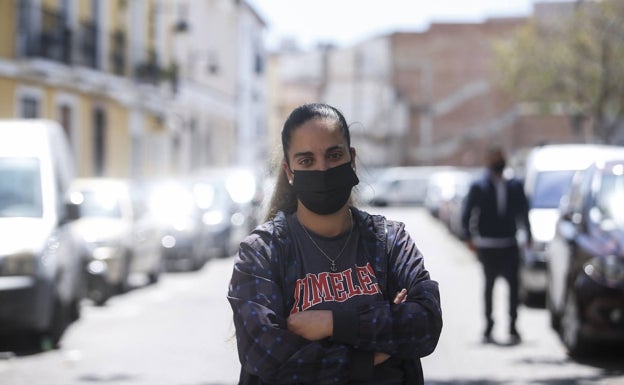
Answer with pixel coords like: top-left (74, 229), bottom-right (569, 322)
top-left (70, 178), bottom-right (164, 305)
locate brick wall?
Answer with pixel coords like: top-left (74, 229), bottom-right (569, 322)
top-left (390, 17), bottom-right (577, 167)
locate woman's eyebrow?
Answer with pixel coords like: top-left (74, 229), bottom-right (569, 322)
top-left (293, 151), bottom-right (314, 159)
top-left (325, 145), bottom-right (346, 154)
top-left (293, 145), bottom-right (345, 159)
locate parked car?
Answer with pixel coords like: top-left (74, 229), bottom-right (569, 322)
top-left (192, 172), bottom-right (250, 259)
top-left (366, 166), bottom-right (452, 207)
top-left (69, 178), bottom-right (164, 305)
top-left (425, 167), bottom-right (479, 221)
top-left (519, 144), bottom-right (624, 306)
top-left (148, 172), bottom-right (252, 271)
top-left (436, 168), bottom-right (481, 237)
top-left (147, 178), bottom-right (205, 271)
top-left (546, 157), bottom-right (624, 356)
top-left (196, 167), bottom-right (264, 233)
top-left (0, 119), bottom-right (82, 347)
top-left (424, 169), bottom-right (455, 218)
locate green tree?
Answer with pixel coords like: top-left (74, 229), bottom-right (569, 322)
top-left (494, 1), bottom-right (624, 143)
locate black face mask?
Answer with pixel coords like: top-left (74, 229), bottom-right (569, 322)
top-left (490, 160), bottom-right (506, 174)
top-left (292, 162), bottom-right (359, 215)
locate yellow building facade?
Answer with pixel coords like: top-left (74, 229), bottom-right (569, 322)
top-left (0, 0), bottom-right (177, 179)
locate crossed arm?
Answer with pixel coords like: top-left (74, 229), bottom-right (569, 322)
top-left (287, 289), bottom-right (408, 364)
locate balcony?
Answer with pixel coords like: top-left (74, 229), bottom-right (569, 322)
top-left (110, 30), bottom-right (126, 76)
top-left (134, 51), bottom-right (179, 92)
top-left (134, 51), bottom-right (160, 85)
top-left (17, 4), bottom-right (98, 70)
top-left (74, 20), bottom-right (97, 69)
top-left (20, 6), bottom-right (71, 64)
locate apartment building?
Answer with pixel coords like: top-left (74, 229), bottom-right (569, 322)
top-left (0, 0), bottom-right (267, 179)
top-left (171, 0), bottom-right (267, 172)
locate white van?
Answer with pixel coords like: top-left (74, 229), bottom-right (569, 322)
top-left (0, 119), bottom-right (82, 347)
top-left (520, 143), bottom-right (624, 305)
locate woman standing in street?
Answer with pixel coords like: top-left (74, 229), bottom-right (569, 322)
top-left (228, 103), bottom-right (442, 384)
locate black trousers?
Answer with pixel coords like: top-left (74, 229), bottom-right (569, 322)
top-left (477, 245), bottom-right (520, 330)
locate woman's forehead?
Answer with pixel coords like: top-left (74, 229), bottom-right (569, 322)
top-left (289, 119), bottom-right (346, 150)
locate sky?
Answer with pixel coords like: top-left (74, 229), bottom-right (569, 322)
top-left (247, 0), bottom-right (552, 50)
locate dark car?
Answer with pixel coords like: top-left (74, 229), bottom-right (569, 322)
top-left (519, 144), bottom-right (624, 307)
top-left (546, 158), bottom-right (624, 356)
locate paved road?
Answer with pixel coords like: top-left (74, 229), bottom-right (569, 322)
top-left (1, 207), bottom-right (623, 385)
top-left (0, 256), bottom-right (240, 385)
top-left (391, 207), bottom-right (624, 385)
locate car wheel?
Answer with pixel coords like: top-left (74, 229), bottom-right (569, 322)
top-left (117, 251), bottom-right (132, 293)
top-left (546, 266), bottom-right (561, 331)
top-left (41, 296), bottom-right (70, 349)
top-left (69, 297), bottom-right (81, 321)
top-left (88, 274), bottom-right (113, 306)
top-left (191, 255), bottom-right (208, 271)
top-left (560, 291), bottom-right (587, 356)
top-left (92, 287), bottom-right (112, 306)
top-left (148, 259), bottom-right (163, 284)
top-left (546, 286), bottom-right (561, 331)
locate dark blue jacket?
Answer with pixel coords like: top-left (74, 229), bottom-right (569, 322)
top-left (228, 207), bottom-right (442, 384)
top-left (461, 172), bottom-right (532, 243)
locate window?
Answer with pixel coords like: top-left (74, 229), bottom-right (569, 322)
top-left (93, 108), bottom-right (106, 176)
top-left (531, 170), bottom-right (577, 209)
top-left (75, 189), bottom-right (122, 218)
top-left (254, 52), bottom-right (264, 75)
top-left (59, 104), bottom-right (72, 141)
top-left (17, 86), bottom-right (43, 118)
top-left (0, 158), bottom-right (43, 218)
top-left (21, 96), bottom-right (39, 118)
top-left (207, 52), bottom-right (219, 75)
top-left (595, 172), bottom-right (624, 227)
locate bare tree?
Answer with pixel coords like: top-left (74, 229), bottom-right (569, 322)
top-left (494, 0), bottom-right (624, 143)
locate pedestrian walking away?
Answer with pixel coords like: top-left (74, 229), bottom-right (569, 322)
top-left (227, 103), bottom-right (443, 384)
top-left (461, 145), bottom-right (532, 345)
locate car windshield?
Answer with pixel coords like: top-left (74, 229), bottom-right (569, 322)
top-left (531, 170), bottom-right (577, 209)
top-left (193, 181), bottom-right (221, 210)
top-left (77, 190), bottom-right (122, 218)
top-left (595, 171), bottom-right (624, 228)
top-left (0, 157), bottom-right (43, 218)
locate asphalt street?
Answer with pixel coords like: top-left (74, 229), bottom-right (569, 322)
top-left (1, 207), bottom-right (623, 385)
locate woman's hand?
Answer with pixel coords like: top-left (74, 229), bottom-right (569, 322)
top-left (374, 352), bottom-right (391, 365)
top-left (393, 288), bottom-right (407, 304)
top-left (287, 310), bottom-right (333, 341)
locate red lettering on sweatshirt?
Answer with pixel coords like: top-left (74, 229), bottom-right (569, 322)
top-left (290, 262), bottom-right (381, 314)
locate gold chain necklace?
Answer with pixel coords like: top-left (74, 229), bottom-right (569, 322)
top-left (299, 210), bottom-right (353, 273)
